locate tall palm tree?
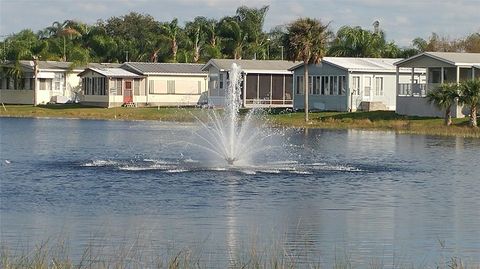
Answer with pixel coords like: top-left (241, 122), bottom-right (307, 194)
top-left (284, 18), bottom-right (330, 122)
top-left (185, 17), bottom-right (208, 63)
top-left (426, 83), bottom-right (460, 126)
top-left (161, 18), bottom-right (180, 62)
top-left (47, 20), bottom-right (81, 61)
top-left (458, 79), bottom-right (480, 127)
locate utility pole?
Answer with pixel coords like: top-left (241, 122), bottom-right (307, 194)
top-left (125, 51), bottom-right (129, 62)
top-left (279, 45), bottom-right (284, 61)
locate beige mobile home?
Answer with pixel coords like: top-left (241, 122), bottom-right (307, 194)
top-left (123, 62), bottom-right (209, 107)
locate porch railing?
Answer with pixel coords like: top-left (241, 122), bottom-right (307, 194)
top-left (398, 83), bottom-right (440, 97)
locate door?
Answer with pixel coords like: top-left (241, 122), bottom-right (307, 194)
top-left (123, 80), bottom-right (133, 103)
top-left (363, 76), bottom-right (372, 101)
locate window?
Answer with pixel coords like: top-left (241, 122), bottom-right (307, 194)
top-left (296, 75), bottom-right (303, 95)
top-left (149, 80), bottom-right (155, 94)
top-left (322, 76), bottom-right (329, 95)
top-left (333, 76), bottom-right (338, 95)
top-left (116, 79), bottom-right (122, 95)
top-left (375, 77), bottom-right (384, 95)
top-left (352, 76), bottom-right (360, 95)
top-left (364, 76), bottom-right (372, 97)
top-left (339, 76), bottom-right (346, 95)
top-left (134, 79), bottom-right (140, 95)
top-left (313, 76), bottom-right (320, 95)
top-left (219, 73), bottom-right (224, 89)
top-left (39, 78), bottom-right (51, 91)
top-left (53, 73), bottom-right (64, 92)
top-left (329, 76), bottom-right (334, 95)
top-left (167, 80), bottom-right (175, 94)
top-left (309, 76), bottom-right (314, 95)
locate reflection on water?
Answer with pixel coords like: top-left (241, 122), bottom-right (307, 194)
top-left (1, 118), bottom-right (479, 268)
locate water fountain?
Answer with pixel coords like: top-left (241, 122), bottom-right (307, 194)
top-left (192, 63), bottom-right (274, 166)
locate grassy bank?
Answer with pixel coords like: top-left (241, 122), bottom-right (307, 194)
top-left (2, 240), bottom-right (478, 269)
top-left (1, 105), bottom-right (479, 138)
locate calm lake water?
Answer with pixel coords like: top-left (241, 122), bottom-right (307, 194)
top-left (1, 117), bottom-right (479, 268)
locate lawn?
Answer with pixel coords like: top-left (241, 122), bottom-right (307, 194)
top-left (1, 105), bottom-right (479, 138)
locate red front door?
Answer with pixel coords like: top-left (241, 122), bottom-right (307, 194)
top-left (123, 81), bottom-right (133, 103)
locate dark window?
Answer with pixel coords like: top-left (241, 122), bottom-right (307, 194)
top-left (258, 74), bottom-right (270, 99)
top-left (246, 74), bottom-right (258, 99)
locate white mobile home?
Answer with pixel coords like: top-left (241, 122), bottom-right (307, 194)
top-left (122, 62), bottom-right (209, 107)
top-left (291, 57), bottom-right (425, 112)
top-left (0, 60), bottom-right (83, 105)
top-left (395, 52), bottom-right (480, 118)
top-left (202, 59), bottom-right (296, 108)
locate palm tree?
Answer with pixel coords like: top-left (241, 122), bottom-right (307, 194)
top-left (426, 83), bottom-right (459, 126)
top-left (47, 20), bottom-right (81, 61)
top-left (219, 18), bottom-right (247, 59)
top-left (458, 79), bottom-right (480, 127)
top-left (328, 25), bottom-right (387, 57)
top-left (284, 18), bottom-right (330, 122)
top-left (185, 17), bottom-right (208, 63)
top-left (161, 18), bottom-right (180, 62)
top-left (235, 5), bottom-right (269, 59)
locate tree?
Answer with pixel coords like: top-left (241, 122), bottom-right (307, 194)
top-left (458, 79), bottom-right (480, 128)
top-left (235, 5), bottom-right (269, 59)
top-left (47, 20), bottom-right (81, 61)
top-left (463, 33), bottom-right (480, 53)
top-left (185, 17), bottom-right (209, 63)
top-left (161, 18), bottom-right (181, 62)
top-left (328, 25), bottom-right (389, 57)
top-left (218, 18), bottom-right (247, 59)
top-left (284, 18), bottom-right (330, 122)
top-left (426, 83), bottom-right (459, 126)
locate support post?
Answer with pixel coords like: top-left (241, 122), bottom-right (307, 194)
top-left (456, 66), bottom-right (460, 84)
top-left (441, 67), bottom-right (444, 84)
top-left (242, 73), bottom-right (247, 108)
top-left (396, 66), bottom-right (400, 96)
top-left (410, 67), bottom-right (414, 95)
top-left (33, 56), bottom-right (39, 106)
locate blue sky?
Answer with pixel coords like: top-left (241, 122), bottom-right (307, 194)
top-left (1, 0), bottom-right (478, 47)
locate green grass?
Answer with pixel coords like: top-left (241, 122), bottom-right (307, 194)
top-left (0, 104), bottom-right (203, 122)
top-left (2, 239), bottom-right (478, 269)
top-left (1, 105), bottom-right (479, 138)
top-left (268, 111), bottom-right (480, 138)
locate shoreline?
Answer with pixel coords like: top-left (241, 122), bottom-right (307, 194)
top-left (1, 105), bottom-right (479, 138)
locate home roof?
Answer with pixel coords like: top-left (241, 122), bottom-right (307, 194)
top-left (289, 57), bottom-right (418, 73)
top-left (203, 59), bottom-right (297, 73)
top-left (395, 52), bottom-right (480, 67)
top-left (11, 60), bottom-right (80, 71)
top-left (124, 62), bottom-right (207, 75)
top-left (78, 67), bottom-right (143, 78)
top-left (12, 61), bottom-right (122, 72)
top-left (324, 57), bottom-right (403, 71)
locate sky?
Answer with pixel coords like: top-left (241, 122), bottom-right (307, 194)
top-left (0, 0), bottom-right (479, 47)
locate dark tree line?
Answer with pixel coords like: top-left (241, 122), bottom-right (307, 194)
top-left (1, 6), bottom-right (479, 64)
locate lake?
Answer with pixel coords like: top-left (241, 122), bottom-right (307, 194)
top-left (1, 117), bottom-right (479, 268)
